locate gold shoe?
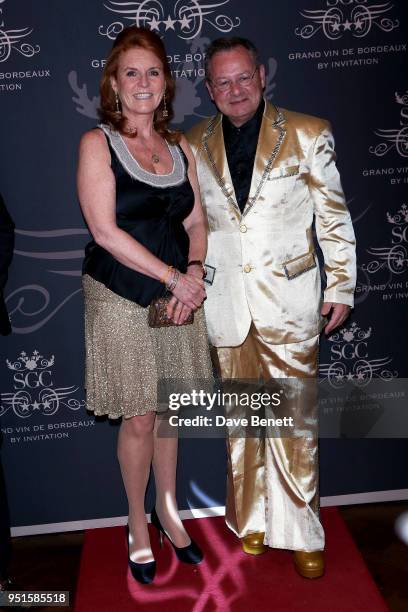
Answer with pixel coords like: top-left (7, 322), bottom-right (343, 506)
top-left (242, 532), bottom-right (268, 555)
top-left (293, 550), bottom-right (325, 579)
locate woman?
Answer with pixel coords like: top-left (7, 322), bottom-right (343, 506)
top-left (77, 26), bottom-right (212, 584)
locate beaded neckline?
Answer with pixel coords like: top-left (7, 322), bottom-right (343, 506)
top-left (99, 124), bottom-right (186, 188)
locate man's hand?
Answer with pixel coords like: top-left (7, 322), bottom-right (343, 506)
top-left (321, 302), bottom-right (351, 335)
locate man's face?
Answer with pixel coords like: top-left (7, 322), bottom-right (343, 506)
top-left (206, 46), bottom-right (265, 127)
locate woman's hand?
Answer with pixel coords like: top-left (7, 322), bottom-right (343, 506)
top-left (185, 262), bottom-right (204, 281)
top-left (172, 272), bottom-right (205, 310)
top-left (166, 271), bottom-right (205, 323)
top-left (166, 297), bottom-right (194, 325)
top-left (171, 271), bottom-right (206, 309)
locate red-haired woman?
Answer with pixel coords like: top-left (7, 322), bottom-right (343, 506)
top-left (77, 26), bottom-right (211, 584)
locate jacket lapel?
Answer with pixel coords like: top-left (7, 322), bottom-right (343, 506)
top-left (202, 114), bottom-right (241, 221)
top-left (243, 100), bottom-right (287, 217)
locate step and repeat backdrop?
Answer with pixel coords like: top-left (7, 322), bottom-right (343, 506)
top-left (0, 0), bottom-right (407, 532)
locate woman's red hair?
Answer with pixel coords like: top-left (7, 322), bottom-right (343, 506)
top-left (99, 26), bottom-right (180, 143)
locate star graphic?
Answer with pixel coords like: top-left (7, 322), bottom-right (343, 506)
top-left (355, 19), bottom-right (363, 30)
top-left (346, 373), bottom-right (354, 381)
top-left (357, 372), bottom-right (365, 380)
top-left (332, 22), bottom-right (341, 32)
top-left (343, 20), bottom-right (352, 31)
top-left (163, 15), bottom-right (176, 31)
top-left (335, 373), bottom-right (343, 381)
top-left (179, 15), bottom-right (191, 30)
top-left (32, 400), bottom-right (40, 410)
top-left (21, 404), bottom-right (30, 412)
top-left (396, 257), bottom-right (404, 267)
top-left (149, 16), bottom-right (161, 32)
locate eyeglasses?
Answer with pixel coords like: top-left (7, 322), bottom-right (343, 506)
top-left (210, 66), bottom-right (258, 93)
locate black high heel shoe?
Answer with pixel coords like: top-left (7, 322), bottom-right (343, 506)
top-left (126, 525), bottom-right (156, 584)
top-left (150, 507), bottom-right (203, 564)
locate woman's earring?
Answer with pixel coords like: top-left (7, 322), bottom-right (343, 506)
top-left (115, 92), bottom-right (120, 114)
top-left (162, 91), bottom-right (168, 118)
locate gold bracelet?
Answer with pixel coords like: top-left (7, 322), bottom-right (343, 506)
top-left (160, 265), bottom-right (174, 285)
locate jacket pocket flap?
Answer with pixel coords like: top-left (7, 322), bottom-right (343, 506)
top-left (268, 164), bottom-right (300, 180)
top-left (283, 251), bottom-right (316, 280)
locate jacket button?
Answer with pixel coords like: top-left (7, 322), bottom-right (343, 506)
top-left (243, 264), bottom-right (251, 273)
top-left (240, 224), bottom-right (247, 233)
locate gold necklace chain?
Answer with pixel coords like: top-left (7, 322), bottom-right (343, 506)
top-left (126, 128), bottom-right (161, 164)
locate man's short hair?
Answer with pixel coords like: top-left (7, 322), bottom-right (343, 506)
top-left (205, 37), bottom-right (260, 80)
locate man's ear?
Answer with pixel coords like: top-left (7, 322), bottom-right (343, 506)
top-left (258, 64), bottom-right (266, 90)
top-left (205, 80), bottom-right (214, 102)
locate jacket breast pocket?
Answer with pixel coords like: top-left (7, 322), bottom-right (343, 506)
top-left (283, 251), bottom-right (316, 280)
top-left (268, 164), bottom-right (300, 180)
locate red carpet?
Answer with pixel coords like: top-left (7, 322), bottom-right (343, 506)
top-left (74, 508), bottom-right (387, 612)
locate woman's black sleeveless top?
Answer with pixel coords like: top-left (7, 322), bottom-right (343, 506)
top-left (82, 125), bottom-right (194, 307)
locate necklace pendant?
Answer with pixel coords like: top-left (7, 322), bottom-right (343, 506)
top-left (152, 153), bottom-right (160, 164)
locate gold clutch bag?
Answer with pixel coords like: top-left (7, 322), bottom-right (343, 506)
top-left (148, 294), bottom-right (194, 328)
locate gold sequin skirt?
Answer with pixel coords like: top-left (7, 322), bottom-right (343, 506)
top-left (82, 274), bottom-right (212, 419)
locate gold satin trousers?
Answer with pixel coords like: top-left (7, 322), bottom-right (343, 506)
top-left (215, 324), bottom-right (325, 552)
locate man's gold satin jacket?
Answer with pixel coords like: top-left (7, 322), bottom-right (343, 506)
top-left (187, 101), bottom-right (356, 347)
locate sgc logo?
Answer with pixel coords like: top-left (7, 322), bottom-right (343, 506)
top-left (1, 350), bottom-right (84, 418)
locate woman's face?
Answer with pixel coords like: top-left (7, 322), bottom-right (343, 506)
top-left (111, 46), bottom-right (165, 119)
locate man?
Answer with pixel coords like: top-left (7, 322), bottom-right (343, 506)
top-left (187, 38), bottom-right (356, 578)
top-left (0, 192), bottom-right (15, 591)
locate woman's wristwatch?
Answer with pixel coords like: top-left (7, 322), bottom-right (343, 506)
top-left (187, 260), bottom-right (207, 279)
